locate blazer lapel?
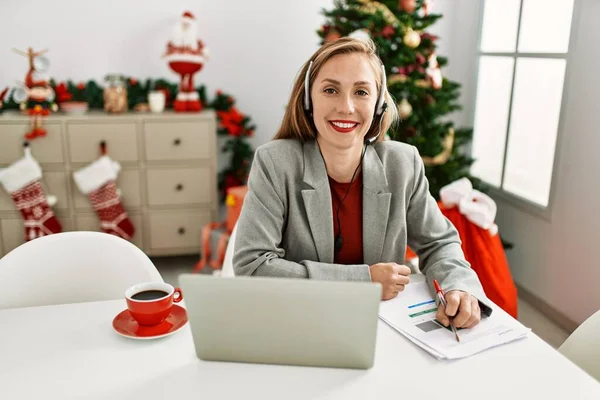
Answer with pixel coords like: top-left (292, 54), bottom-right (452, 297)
top-left (301, 141), bottom-right (334, 263)
top-left (362, 145), bottom-right (391, 266)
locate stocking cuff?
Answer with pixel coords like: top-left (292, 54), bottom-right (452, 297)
top-left (0, 150), bottom-right (42, 193)
top-left (73, 156), bottom-right (121, 195)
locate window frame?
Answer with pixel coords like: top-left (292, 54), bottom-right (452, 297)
top-left (469, 0), bottom-right (581, 221)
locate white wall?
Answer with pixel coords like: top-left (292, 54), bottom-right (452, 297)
top-left (0, 0), bottom-right (333, 158)
top-left (6, 0), bottom-right (595, 326)
top-left (442, 0), bottom-right (600, 327)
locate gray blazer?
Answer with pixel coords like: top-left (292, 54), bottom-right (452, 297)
top-left (234, 139), bottom-right (492, 315)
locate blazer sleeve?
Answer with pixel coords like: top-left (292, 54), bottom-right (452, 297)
top-left (406, 146), bottom-right (493, 316)
top-left (233, 147), bottom-right (372, 282)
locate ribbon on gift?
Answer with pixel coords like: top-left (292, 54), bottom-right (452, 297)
top-left (440, 178), bottom-right (498, 236)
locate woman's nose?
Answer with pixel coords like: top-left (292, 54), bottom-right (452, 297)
top-left (336, 94), bottom-right (355, 114)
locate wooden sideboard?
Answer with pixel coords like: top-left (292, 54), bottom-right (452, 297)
top-left (0, 110), bottom-right (218, 257)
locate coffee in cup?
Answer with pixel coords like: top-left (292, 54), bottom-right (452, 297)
top-left (125, 281), bottom-right (183, 326)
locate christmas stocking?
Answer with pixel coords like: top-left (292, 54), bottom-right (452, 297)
top-left (0, 148), bottom-right (62, 241)
top-left (73, 156), bottom-right (135, 240)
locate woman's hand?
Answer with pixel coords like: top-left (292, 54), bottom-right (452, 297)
top-left (369, 263), bottom-right (411, 300)
top-left (436, 290), bottom-right (481, 329)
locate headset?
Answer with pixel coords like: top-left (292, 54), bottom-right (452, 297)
top-left (303, 59), bottom-right (388, 254)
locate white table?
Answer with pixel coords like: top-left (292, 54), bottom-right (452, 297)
top-left (1, 296), bottom-right (599, 399)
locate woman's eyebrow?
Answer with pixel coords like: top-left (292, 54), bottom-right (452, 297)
top-left (320, 78), bottom-right (373, 86)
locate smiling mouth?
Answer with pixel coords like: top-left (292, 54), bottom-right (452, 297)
top-left (329, 121), bottom-right (359, 133)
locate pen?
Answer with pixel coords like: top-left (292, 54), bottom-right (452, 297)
top-left (433, 279), bottom-right (460, 342)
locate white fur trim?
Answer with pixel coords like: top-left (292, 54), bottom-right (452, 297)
top-left (440, 178), bottom-right (498, 235)
top-left (165, 53), bottom-right (205, 64)
top-left (177, 91), bottom-right (199, 101)
top-left (0, 150), bottom-right (42, 193)
top-left (182, 16), bottom-right (194, 23)
top-left (73, 156), bottom-right (121, 195)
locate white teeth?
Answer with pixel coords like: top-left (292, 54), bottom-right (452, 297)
top-left (331, 122), bottom-right (358, 129)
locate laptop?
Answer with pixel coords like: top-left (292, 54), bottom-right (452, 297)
top-left (178, 274), bottom-right (382, 369)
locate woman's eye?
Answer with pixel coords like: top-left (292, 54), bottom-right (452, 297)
top-left (324, 88), bottom-right (336, 94)
top-left (356, 90), bottom-right (369, 96)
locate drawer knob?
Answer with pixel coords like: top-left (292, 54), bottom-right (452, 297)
top-left (178, 227), bottom-right (186, 235)
top-left (173, 138), bottom-right (181, 146)
top-left (175, 183), bottom-right (184, 191)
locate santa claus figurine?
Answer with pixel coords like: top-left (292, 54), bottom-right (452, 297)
top-left (426, 53), bottom-right (443, 90)
top-left (11, 48), bottom-right (58, 139)
top-left (164, 11), bottom-right (209, 112)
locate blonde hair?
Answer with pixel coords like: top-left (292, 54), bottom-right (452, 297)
top-left (274, 37), bottom-right (398, 142)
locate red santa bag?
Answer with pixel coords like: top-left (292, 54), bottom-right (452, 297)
top-left (438, 201), bottom-right (518, 319)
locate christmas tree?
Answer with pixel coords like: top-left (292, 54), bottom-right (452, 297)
top-left (318, 0), bottom-right (481, 198)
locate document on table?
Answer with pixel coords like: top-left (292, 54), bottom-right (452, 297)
top-left (379, 280), bottom-right (530, 360)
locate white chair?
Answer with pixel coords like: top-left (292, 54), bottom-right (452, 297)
top-left (220, 223), bottom-right (237, 278)
top-left (0, 231), bottom-right (163, 310)
top-left (558, 309), bottom-right (600, 381)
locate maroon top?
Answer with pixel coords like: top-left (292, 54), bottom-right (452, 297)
top-left (328, 171), bottom-right (364, 265)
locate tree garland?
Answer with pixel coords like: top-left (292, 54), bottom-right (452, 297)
top-left (1, 77), bottom-right (255, 201)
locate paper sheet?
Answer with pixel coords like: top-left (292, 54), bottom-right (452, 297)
top-left (379, 280), bottom-right (530, 360)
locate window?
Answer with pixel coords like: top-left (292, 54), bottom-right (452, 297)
top-left (470, 0), bottom-right (575, 208)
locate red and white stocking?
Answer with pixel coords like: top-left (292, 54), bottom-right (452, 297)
top-left (0, 148), bottom-right (62, 241)
top-left (73, 156), bottom-right (135, 240)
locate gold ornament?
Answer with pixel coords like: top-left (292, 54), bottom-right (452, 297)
top-left (388, 74), bottom-right (408, 86)
top-left (403, 28), bottom-right (421, 48)
top-left (398, 98), bottom-right (413, 119)
top-left (356, 0), bottom-right (399, 25)
top-left (414, 79), bottom-right (431, 88)
top-left (422, 128), bottom-right (455, 166)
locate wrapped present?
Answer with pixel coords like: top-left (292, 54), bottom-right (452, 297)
top-left (225, 185), bottom-right (248, 234)
top-left (194, 222), bottom-right (229, 272)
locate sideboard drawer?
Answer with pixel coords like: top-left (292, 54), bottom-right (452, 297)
top-left (75, 213), bottom-right (143, 249)
top-left (148, 210), bottom-right (211, 249)
top-left (143, 120), bottom-right (215, 161)
top-left (0, 171), bottom-right (70, 212)
top-left (1, 217), bottom-right (73, 255)
top-left (146, 167), bottom-right (213, 206)
top-left (72, 168), bottom-right (141, 210)
top-left (0, 123), bottom-right (64, 164)
top-left (67, 122), bottom-right (138, 163)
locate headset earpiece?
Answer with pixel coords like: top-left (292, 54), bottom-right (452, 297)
top-left (304, 61), bottom-right (313, 112)
top-left (375, 63), bottom-right (387, 116)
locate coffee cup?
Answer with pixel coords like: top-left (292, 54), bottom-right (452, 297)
top-left (125, 282), bottom-right (183, 326)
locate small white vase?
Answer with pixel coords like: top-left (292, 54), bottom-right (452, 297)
top-left (148, 91), bottom-right (166, 113)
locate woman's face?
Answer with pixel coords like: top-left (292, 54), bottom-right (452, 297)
top-left (311, 53), bottom-right (378, 151)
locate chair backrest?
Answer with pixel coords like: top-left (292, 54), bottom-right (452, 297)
top-left (0, 231), bottom-right (163, 310)
top-left (220, 223), bottom-right (237, 278)
top-left (559, 309), bottom-right (600, 381)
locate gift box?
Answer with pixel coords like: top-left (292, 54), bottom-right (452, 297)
top-left (225, 185), bottom-right (248, 234)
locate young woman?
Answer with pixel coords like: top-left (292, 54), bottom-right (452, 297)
top-left (233, 37), bottom-right (491, 329)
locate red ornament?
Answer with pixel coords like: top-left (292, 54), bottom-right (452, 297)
top-left (325, 29), bottom-right (342, 43)
top-left (381, 25), bottom-right (395, 39)
top-left (399, 0), bottom-right (417, 13)
top-left (129, 78), bottom-right (137, 86)
top-left (77, 82), bottom-right (86, 90)
top-left (405, 126), bottom-right (418, 137)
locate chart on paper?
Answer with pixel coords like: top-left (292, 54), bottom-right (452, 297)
top-left (379, 280), bottom-right (530, 359)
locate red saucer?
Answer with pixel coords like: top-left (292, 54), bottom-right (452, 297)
top-left (112, 304), bottom-right (188, 340)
